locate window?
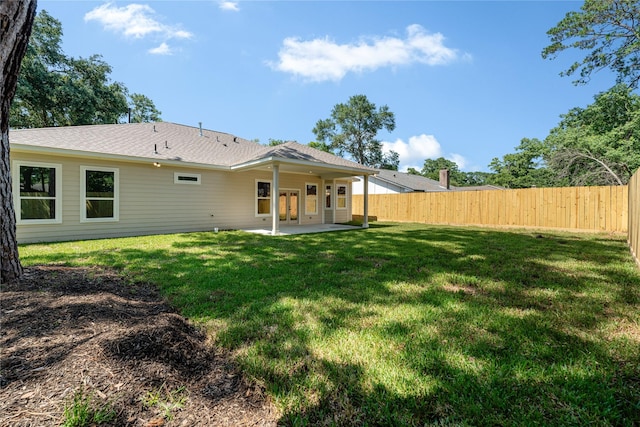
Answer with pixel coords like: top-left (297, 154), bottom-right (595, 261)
top-left (325, 184), bottom-right (332, 209)
top-left (305, 183), bottom-right (318, 215)
top-left (81, 166), bottom-right (119, 222)
top-left (336, 184), bottom-right (347, 209)
top-left (256, 180), bottom-right (272, 216)
top-left (174, 172), bottom-right (201, 185)
top-left (13, 161), bottom-right (62, 223)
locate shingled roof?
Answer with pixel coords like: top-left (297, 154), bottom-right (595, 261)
top-left (372, 169), bottom-right (503, 192)
top-left (374, 169), bottom-right (449, 192)
top-left (9, 122), bottom-right (376, 175)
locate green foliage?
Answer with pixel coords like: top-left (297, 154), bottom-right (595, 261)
top-left (312, 94), bottom-right (396, 167)
top-left (62, 388), bottom-right (115, 427)
top-left (307, 141), bottom-right (332, 153)
top-left (491, 85), bottom-right (640, 187)
top-left (129, 93), bottom-right (162, 123)
top-left (140, 385), bottom-right (188, 421)
top-left (421, 157), bottom-right (465, 185)
top-left (21, 226), bottom-right (640, 426)
top-left (416, 158), bottom-right (492, 187)
top-left (545, 84), bottom-right (640, 185)
top-left (267, 138), bottom-right (285, 146)
top-left (542, 0), bottom-right (640, 89)
top-left (10, 10), bottom-right (159, 128)
top-left (488, 138), bottom-right (558, 188)
top-left (379, 150), bottom-right (399, 170)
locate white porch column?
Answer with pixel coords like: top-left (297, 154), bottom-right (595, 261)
top-left (362, 174), bottom-right (369, 229)
top-left (271, 164), bottom-right (280, 235)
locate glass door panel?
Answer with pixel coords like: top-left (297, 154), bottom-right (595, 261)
top-left (279, 192), bottom-right (287, 221)
top-left (289, 192), bottom-right (298, 221)
top-left (278, 191), bottom-right (299, 224)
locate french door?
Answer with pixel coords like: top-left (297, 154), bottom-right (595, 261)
top-left (279, 191), bottom-right (299, 224)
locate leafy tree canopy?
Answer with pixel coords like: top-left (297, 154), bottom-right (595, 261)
top-left (542, 0), bottom-right (640, 89)
top-left (488, 138), bottom-right (558, 188)
top-left (489, 85), bottom-right (640, 187)
top-left (129, 93), bottom-right (162, 123)
top-left (10, 10), bottom-right (160, 128)
top-left (545, 84), bottom-right (640, 185)
top-left (308, 141), bottom-right (331, 153)
top-left (312, 94), bottom-right (397, 168)
top-left (421, 157), bottom-right (463, 184)
top-left (415, 157), bottom-right (491, 187)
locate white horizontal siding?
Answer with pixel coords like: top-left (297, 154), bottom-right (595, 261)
top-left (352, 176), bottom-right (405, 195)
top-left (13, 152), bottom-right (330, 243)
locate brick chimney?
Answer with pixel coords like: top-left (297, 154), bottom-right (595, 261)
top-left (439, 169), bottom-right (450, 190)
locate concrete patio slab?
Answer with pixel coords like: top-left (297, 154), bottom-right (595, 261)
top-left (242, 224), bottom-right (362, 236)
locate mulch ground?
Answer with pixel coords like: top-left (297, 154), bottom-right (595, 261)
top-left (0, 266), bottom-right (279, 427)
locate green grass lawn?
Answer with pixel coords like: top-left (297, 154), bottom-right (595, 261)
top-left (20, 223), bottom-right (640, 426)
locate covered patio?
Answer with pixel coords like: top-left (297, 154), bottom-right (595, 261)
top-left (231, 141), bottom-right (376, 236)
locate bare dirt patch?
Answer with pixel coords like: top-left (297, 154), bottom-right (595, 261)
top-left (0, 266), bottom-right (278, 427)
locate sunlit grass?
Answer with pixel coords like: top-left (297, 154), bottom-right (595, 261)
top-left (20, 223), bottom-right (640, 425)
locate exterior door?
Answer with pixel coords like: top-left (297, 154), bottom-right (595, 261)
top-left (279, 191), bottom-right (299, 224)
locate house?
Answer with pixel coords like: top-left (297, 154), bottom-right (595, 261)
top-left (9, 122), bottom-right (377, 243)
top-left (352, 169), bottom-right (503, 194)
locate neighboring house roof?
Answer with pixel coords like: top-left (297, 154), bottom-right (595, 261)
top-left (9, 122), bottom-right (376, 177)
top-left (372, 169), bottom-right (450, 192)
top-left (367, 169), bottom-right (503, 192)
top-left (452, 185), bottom-right (504, 191)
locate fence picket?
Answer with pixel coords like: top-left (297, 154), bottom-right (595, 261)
top-left (353, 185), bottom-right (629, 233)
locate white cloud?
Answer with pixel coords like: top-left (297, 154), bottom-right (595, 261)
top-left (383, 134), bottom-right (469, 172)
top-left (219, 1), bottom-right (240, 12)
top-left (84, 3), bottom-right (193, 40)
top-left (447, 153), bottom-right (467, 170)
top-left (148, 42), bottom-right (172, 55)
top-left (383, 134), bottom-right (442, 171)
top-left (270, 24), bottom-right (466, 82)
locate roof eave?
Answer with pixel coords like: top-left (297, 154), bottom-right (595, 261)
top-left (10, 144), bottom-right (231, 171)
top-left (230, 156), bottom-right (378, 176)
top-left (368, 174), bottom-right (415, 191)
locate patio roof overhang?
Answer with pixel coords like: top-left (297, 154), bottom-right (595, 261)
top-left (230, 156), bottom-right (378, 179)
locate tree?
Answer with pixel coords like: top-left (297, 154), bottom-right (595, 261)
top-left (542, 0), bottom-right (640, 89)
top-left (308, 141), bottom-right (331, 153)
top-left (129, 93), bottom-right (162, 123)
top-left (10, 10), bottom-right (157, 128)
top-left (488, 138), bottom-right (558, 188)
top-left (545, 84), bottom-right (640, 185)
top-left (379, 150), bottom-right (399, 170)
top-left (2, 0), bottom-right (37, 283)
top-left (312, 94), bottom-right (396, 167)
top-left (421, 157), bottom-right (462, 183)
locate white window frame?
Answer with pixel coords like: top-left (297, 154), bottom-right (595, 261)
top-left (336, 183), bottom-right (348, 210)
top-left (305, 183), bottom-right (318, 215)
top-left (81, 166), bottom-right (119, 222)
top-left (13, 161), bottom-right (62, 224)
top-left (174, 172), bottom-right (201, 185)
top-left (255, 179), bottom-right (272, 217)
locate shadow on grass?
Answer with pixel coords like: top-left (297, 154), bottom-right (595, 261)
top-left (19, 224), bottom-right (640, 425)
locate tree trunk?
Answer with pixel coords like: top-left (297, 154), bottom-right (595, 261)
top-left (1, 0), bottom-right (37, 284)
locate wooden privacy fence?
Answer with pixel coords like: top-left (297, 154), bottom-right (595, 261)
top-left (353, 185), bottom-right (629, 233)
top-left (629, 169), bottom-right (640, 267)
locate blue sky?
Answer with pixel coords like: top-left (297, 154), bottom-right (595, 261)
top-left (39, 0), bottom-right (617, 172)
